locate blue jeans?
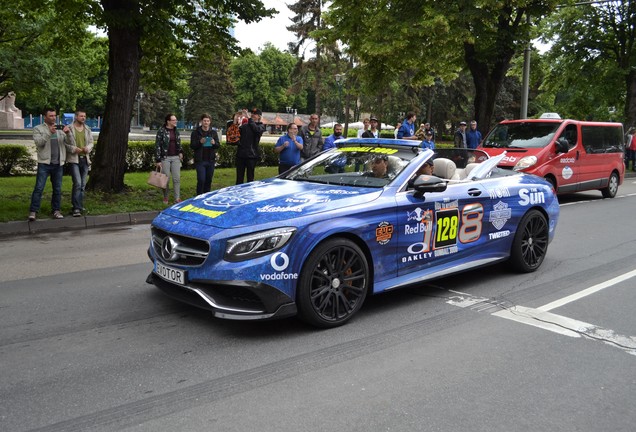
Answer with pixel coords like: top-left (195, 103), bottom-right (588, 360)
top-left (195, 161), bottom-right (215, 195)
top-left (30, 163), bottom-right (63, 213)
top-left (69, 157), bottom-right (89, 211)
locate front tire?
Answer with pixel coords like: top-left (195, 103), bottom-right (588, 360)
top-left (297, 238), bottom-right (369, 328)
top-left (509, 209), bottom-right (549, 273)
top-left (601, 172), bottom-right (619, 198)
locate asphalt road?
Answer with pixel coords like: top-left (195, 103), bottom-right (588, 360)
top-left (1, 180), bottom-right (636, 432)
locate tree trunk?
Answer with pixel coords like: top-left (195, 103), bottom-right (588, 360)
top-left (87, 1), bottom-right (141, 193)
top-left (465, 42), bottom-right (513, 134)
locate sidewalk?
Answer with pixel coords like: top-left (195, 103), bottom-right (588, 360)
top-left (0, 211), bottom-right (159, 238)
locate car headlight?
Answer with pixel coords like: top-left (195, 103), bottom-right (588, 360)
top-left (513, 155), bottom-right (537, 171)
top-left (225, 228), bottom-right (296, 262)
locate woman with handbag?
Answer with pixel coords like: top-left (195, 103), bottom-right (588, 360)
top-left (190, 113), bottom-right (220, 195)
top-left (155, 113), bottom-right (183, 204)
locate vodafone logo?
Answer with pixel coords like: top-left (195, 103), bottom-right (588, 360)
top-left (270, 252), bottom-right (289, 271)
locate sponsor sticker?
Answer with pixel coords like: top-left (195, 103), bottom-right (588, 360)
top-left (489, 201), bottom-right (511, 230)
top-left (178, 204), bottom-right (225, 219)
top-left (518, 188), bottom-right (545, 206)
top-left (376, 221), bottom-right (394, 245)
top-left (562, 166), bottom-right (573, 180)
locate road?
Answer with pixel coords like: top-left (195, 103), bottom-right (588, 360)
top-left (1, 180), bottom-right (636, 432)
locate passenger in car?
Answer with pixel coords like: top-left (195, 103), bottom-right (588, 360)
top-left (364, 155), bottom-right (390, 178)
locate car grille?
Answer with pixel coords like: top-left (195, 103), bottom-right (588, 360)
top-left (151, 227), bottom-right (210, 266)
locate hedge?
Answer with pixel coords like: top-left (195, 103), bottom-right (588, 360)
top-left (0, 145), bottom-right (36, 176)
top-left (123, 141), bottom-right (279, 172)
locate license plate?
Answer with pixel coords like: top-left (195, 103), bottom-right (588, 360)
top-left (155, 261), bottom-right (186, 285)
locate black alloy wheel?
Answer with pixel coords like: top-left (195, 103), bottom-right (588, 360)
top-left (297, 238), bottom-right (369, 328)
top-left (509, 209), bottom-right (549, 273)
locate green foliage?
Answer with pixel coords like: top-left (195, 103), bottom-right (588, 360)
top-left (541, 2), bottom-right (634, 124)
top-left (0, 145), bottom-right (36, 176)
top-left (186, 52), bottom-right (235, 126)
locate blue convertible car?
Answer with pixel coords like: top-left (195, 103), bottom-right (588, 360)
top-left (147, 139), bottom-right (559, 327)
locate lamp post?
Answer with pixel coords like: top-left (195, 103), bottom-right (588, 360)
top-left (179, 98), bottom-right (188, 129)
top-left (136, 92), bottom-right (144, 128)
top-left (286, 106), bottom-right (297, 126)
top-left (335, 74), bottom-right (344, 123)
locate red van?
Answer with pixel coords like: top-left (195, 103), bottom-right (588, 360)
top-left (479, 115), bottom-right (625, 197)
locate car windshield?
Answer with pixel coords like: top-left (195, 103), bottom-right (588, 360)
top-left (482, 122), bottom-right (561, 149)
top-left (283, 145), bottom-right (414, 188)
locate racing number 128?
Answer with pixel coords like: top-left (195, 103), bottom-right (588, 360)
top-left (418, 204), bottom-right (484, 251)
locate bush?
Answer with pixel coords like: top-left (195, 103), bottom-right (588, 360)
top-left (0, 145), bottom-right (36, 176)
top-left (115, 140), bottom-right (279, 171)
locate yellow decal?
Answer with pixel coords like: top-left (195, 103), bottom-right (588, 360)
top-left (340, 147), bottom-right (399, 155)
top-left (178, 204), bottom-right (225, 219)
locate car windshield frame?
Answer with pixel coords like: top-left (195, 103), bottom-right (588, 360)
top-left (482, 121), bottom-right (561, 149)
top-left (282, 142), bottom-right (419, 188)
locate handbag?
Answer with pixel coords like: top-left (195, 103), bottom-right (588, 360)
top-left (147, 167), bottom-right (169, 189)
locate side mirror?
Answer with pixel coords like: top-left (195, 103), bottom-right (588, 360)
top-left (413, 175), bottom-right (447, 198)
top-left (555, 138), bottom-right (569, 154)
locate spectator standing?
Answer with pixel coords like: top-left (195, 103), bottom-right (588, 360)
top-left (190, 113), bottom-right (221, 195)
top-left (28, 108), bottom-right (78, 221)
top-left (454, 121), bottom-right (468, 148)
top-left (225, 111), bottom-right (242, 146)
top-left (466, 120), bottom-right (482, 149)
top-left (397, 111), bottom-right (418, 140)
top-left (362, 117), bottom-right (380, 138)
top-left (424, 122), bottom-right (436, 140)
top-left (420, 131), bottom-right (435, 150)
top-left (628, 129), bottom-right (636, 171)
top-left (323, 123), bottom-right (343, 151)
top-left (300, 113), bottom-right (323, 161)
top-left (415, 123), bottom-right (427, 140)
top-left (236, 108), bottom-right (266, 184)
top-left (67, 110), bottom-right (93, 217)
top-left (274, 123), bottom-right (303, 174)
top-left (155, 114), bottom-right (183, 204)
top-left (357, 118), bottom-right (370, 137)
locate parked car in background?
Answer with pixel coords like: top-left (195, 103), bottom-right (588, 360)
top-left (147, 140), bottom-right (559, 328)
top-left (479, 114), bottom-right (624, 198)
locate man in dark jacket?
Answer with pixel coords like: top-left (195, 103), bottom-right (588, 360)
top-left (190, 113), bottom-right (220, 194)
top-left (299, 113), bottom-right (323, 161)
top-left (236, 108), bottom-right (266, 184)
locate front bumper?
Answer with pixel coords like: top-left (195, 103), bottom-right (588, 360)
top-left (146, 272), bottom-right (297, 321)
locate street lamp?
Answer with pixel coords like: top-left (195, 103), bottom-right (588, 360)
top-left (136, 92), bottom-right (144, 128)
top-left (335, 74), bottom-right (344, 123)
top-left (286, 106), bottom-right (297, 125)
top-left (179, 98), bottom-right (188, 129)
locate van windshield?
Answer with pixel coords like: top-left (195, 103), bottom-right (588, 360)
top-left (482, 122), bottom-right (560, 149)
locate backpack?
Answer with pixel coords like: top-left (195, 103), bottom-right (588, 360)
top-left (226, 123), bottom-right (241, 145)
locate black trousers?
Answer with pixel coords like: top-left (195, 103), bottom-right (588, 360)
top-left (235, 157), bottom-right (258, 184)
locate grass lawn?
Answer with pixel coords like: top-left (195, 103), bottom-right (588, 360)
top-left (0, 166), bottom-right (279, 223)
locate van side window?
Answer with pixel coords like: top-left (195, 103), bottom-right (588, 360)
top-left (581, 125), bottom-right (623, 154)
top-left (557, 124), bottom-right (578, 150)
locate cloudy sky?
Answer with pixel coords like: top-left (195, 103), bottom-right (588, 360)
top-left (234, 1), bottom-right (296, 52)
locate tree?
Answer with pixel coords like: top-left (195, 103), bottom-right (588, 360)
top-left (542, 1), bottom-right (636, 125)
top-left (0, 1), bottom-right (106, 114)
top-left (287, 0), bottom-right (326, 115)
top-left (186, 52), bottom-right (235, 129)
top-left (86, 0), bottom-right (275, 193)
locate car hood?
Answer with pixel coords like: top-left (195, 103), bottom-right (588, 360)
top-left (160, 178), bottom-right (382, 228)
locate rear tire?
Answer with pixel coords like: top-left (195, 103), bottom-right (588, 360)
top-left (509, 209), bottom-right (549, 273)
top-left (601, 172), bottom-right (619, 198)
top-left (296, 238), bottom-right (369, 328)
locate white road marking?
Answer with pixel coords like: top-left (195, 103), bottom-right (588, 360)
top-left (445, 270), bottom-right (636, 357)
top-left (538, 269), bottom-right (636, 311)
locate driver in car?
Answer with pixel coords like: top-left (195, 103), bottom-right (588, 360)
top-left (364, 155), bottom-right (390, 178)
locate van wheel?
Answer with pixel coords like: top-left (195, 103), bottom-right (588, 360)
top-left (601, 172), bottom-right (619, 198)
top-left (543, 176), bottom-right (556, 191)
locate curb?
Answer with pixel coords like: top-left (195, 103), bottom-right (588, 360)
top-left (0, 211), bottom-right (159, 238)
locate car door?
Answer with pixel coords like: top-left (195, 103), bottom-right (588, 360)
top-left (395, 180), bottom-right (494, 278)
